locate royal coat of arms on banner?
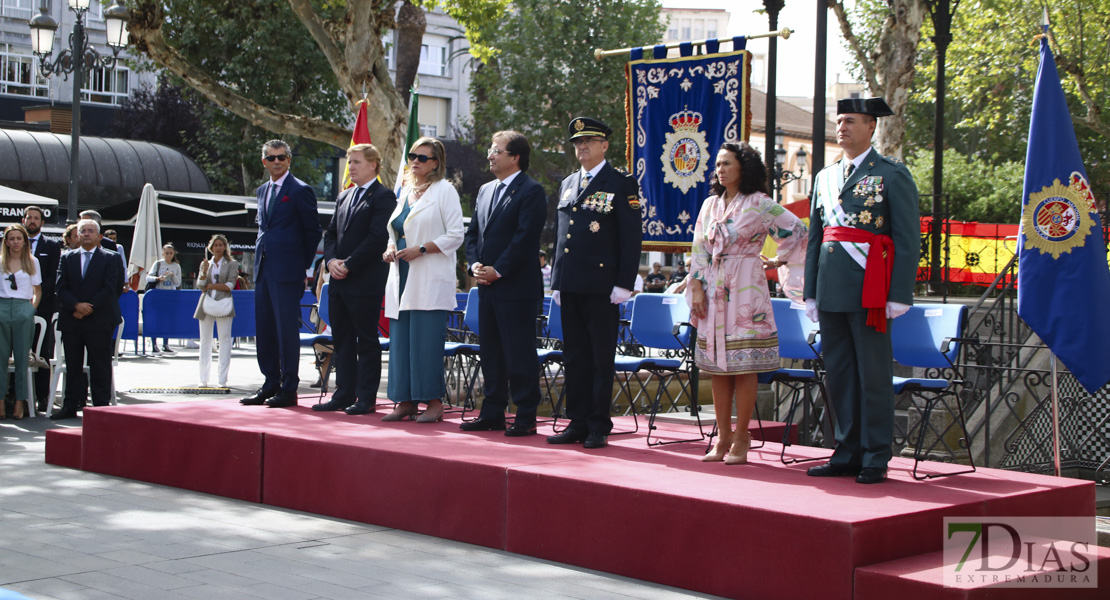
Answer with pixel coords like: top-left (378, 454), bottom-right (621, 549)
top-left (626, 46), bottom-right (751, 251)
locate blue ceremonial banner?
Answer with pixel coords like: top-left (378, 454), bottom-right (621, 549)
top-left (626, 44), bottom-right (751, 250)
top-left (1017, 28), bottom-right (1110, 394)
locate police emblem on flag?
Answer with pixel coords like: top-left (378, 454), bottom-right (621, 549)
top-left (660, 109), bottom-right (708, 194)
top-left (1022, 178), bottom-right (1095, 259)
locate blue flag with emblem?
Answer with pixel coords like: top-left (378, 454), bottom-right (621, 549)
top-left (625, 38), bottom-right (751, 251)
top-left (1017, 25), bottom-right (1110, 394)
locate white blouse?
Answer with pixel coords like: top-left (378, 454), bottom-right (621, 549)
top-left (0, 257), bottom-right (42, 301)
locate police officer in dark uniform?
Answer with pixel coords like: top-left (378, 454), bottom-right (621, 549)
top-left (548, 117), bottom-right (642, 449)
top-left (803, 98), bottom-right (921, 484)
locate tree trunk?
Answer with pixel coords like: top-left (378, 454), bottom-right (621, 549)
top-left (829, 0), bottom-right (926, 159)
top-left (394, 1), bottom-right (427, 107)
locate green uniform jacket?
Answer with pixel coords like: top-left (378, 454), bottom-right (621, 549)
top-left (803, 148), bottom-right (920, 311)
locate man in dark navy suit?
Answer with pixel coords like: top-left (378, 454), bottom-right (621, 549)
top-left (241, 139), bottom-right (322, 408)
top-left (51, 219), bottom-right (124, 420)
top-left (23, 206), bottom-right (60, 411)
top-left (548, 117), bottom-right (642, 449)
top-left (313, 143), bottom-right (397, 415)
top-left (460, 131), bottom-right (547, 436)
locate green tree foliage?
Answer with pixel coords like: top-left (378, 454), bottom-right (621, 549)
top-left (468, 0), bottom-right (666, 183)
top-left (906, 147), bottom-right (1025, 224)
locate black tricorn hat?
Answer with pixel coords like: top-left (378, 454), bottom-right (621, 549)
top-left (568, 117), bottom-right (612, 140)
top-left (837, 97), bottom-right (894, 117)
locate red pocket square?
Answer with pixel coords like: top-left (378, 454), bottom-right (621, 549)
top-left (281, 196), bottom-right (291, 202)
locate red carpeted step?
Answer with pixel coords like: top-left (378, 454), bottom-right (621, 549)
top-left (854, 545), bottom-right (1110, 600)
top-left (44, 428), bottom-right (83, 469)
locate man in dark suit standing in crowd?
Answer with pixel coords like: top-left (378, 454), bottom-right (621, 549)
top-left (803, 98), bottom-right (920, 484)
top-left (313, 143), bottom-right (396, 415)
top-left (23, 206), bottom-right (60, 412)
top-left (51, 219), bottom-right (124, 420)
top-left (548, 117), bottom-right (642, 449)
top-left (241, 139), bottom-right (322, 409)
top-left (460, 130), bottom-right (548, 436)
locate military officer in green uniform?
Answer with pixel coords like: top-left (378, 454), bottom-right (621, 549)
top-left (548, 117), bottom-right (642, 449)
top-left (803, 98), bottom-right (921, 484)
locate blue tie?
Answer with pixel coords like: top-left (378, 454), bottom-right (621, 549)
top-left (82, 251), bottom-right (92, 278)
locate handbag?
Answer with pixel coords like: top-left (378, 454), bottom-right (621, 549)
top-left (202, 292), bottom-right (234, 317)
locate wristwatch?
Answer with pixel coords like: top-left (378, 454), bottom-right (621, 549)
top-left (419, 245), bottom-right (427, 254)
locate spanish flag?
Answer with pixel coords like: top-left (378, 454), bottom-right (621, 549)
top-left (341, 100), bottom-right (372, 190)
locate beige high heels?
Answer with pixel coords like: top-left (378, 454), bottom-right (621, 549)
top-left (701, 438), bottom-right (731, 462)
top-left (724, 431), bottom-right (751, 465)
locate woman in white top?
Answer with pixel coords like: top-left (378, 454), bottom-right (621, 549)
top-left (146, 243), bottom-right (182, 354)
top-left (192, 234), bottom-right (239, 387)
top-left (0, 225), bottom-right (41, 420)
top-left (381, 137), bottom-right (465, 423)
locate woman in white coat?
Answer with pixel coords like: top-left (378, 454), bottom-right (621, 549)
top-left (381, 137), bottom-right (464, 423)
top-left (192, 234), bottom-right (239, 387)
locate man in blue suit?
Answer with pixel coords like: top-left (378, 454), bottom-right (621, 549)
top-left (241, 139), bottom-right (322, 408)
top-left (51, 219), bottom-right (124, 420)
top-left (460, 131), bottom-right (548, 436)
top-left (314, 143), bottom-right (396, 415)
top-left (24, 206), bottom-right (60, 411)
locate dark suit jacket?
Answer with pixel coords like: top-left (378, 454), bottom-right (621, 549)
top-left (323, 180), bottom-right (397, 297)
top-left (255, 174), bottom-right (323, 283)
top-left (31, 235), bottom-right (61, 316)
top-left (464, 171), bottom-right (547, 301)
top-left (803, 148), bottom-right (920, 312)
top-left (56, 246), bottom-right (124, 333)
top-left (551, 161), bottom-right (642, 295)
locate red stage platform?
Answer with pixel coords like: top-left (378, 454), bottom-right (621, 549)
top-left (46, 400), bottom-right (1103, 600)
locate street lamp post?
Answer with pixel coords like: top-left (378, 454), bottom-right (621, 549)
top-left (29, 1), bottom-right (130, 223)
top-left (772, 128), bottom-right (807, 202)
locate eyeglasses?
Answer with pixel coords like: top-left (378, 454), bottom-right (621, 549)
top-left (407, 153), bottom-right (436, 163)
top-left (264, 154), bottom-right (289, 162)
top-left (487, 148), bottom-right (505, 157)
top-left (5, 274), bottom-right (15, 290)
top-left (571, 137), bottom-right (602, 148)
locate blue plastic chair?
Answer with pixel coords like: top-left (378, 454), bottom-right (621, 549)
top-left (537, 301), bottom-right (567, 427)
top-left (758, 298), bottom-right (833, 464)
top-left (444, 287), bottom-right (482, 417)
top-left (613, 293), bottom-right (706, 445)
top-left (890, 303), bottom-right (976, 480)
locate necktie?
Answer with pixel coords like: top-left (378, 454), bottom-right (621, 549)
top-left (265, 182), bottom-right (278, 215)
top-left (487, 183), bottom-right (505, 220)
top-left (82, 251), bottom-right (92, 278)
top-left (579, 171), bottom-right (592, 192)
top-left (844, 161), bottom-right (855, 180)
top-left (344, 186), bottom-right (364, 228)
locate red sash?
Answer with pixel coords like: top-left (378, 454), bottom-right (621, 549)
top-left (823, 226), bottom-right (895, 332)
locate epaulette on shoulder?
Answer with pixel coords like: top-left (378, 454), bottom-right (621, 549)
top-left (883, 154), bottom-right (904, 165)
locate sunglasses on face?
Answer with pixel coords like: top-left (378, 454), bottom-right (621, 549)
top-left (407, 153), bottom-right (436, 163)
top-left (5, 274), bottom-right (15, 291)
top-left (264, 154), bottom-right (289, 162)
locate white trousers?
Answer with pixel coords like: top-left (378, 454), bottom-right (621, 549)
top-left (198, 315), bottom-right (233, 385)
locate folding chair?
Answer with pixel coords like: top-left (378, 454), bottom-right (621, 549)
top-left (613, 294), bottom-right (706, 446)
top-left (444, 287), bottom-right (482, 419)
top-left (891, 303), bottom-right (977, 480)
top-left (759, 298), bottom-right (832, 465)
top-left (537, 300), bottom-right (567, 428)
top-left (305, 284), bottom-right (334, 399)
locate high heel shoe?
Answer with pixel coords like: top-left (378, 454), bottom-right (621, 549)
top-left (381, 402), bottom-right (418, 422)
top-left (701, 438), bottom-right (731, 462)
top-left (724, 432), bottom-right (751, 465)
top-left (415, 401), bottom-right (444, 423)
top-left (12, 400), bottom-right (26, 421)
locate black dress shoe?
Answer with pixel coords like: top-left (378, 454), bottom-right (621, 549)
top-left (240, 388), bottom-right (277, 406)
top-left (546, 428), bottom-right (589, 444)
top-left (50, 408), bottom-right (79, 421)
top-left (460, 417), bottom-right (507, 431)
top-left (344, 401), bottom-right (375, 415)
top-left (505, 418), bottom-right (537, 437)
top-left (583, 432), bottom-right (608, 449)
top-left (856, 467), bottom-right (888, 484)
top-left (311, 401), bottom-right (350, 412)
top-left (806, 462), bottom-right (862, 477)
top-left (265, 391), bottom-right (298, 408)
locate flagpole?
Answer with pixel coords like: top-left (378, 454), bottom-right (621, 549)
top-left (1050, 354), bottom-right (1062, 477)
top-left (593, 28), bottom-right (792, 60)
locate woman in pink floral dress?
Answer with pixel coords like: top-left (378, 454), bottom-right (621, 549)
top-left (687, 142), bottom-right (807, 465)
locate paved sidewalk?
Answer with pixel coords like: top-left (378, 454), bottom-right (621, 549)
top-left (0, 343), bottom-right (724, 600)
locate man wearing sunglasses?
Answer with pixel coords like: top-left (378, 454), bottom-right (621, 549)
top-left (241, 140), bottom-right (322, 409)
